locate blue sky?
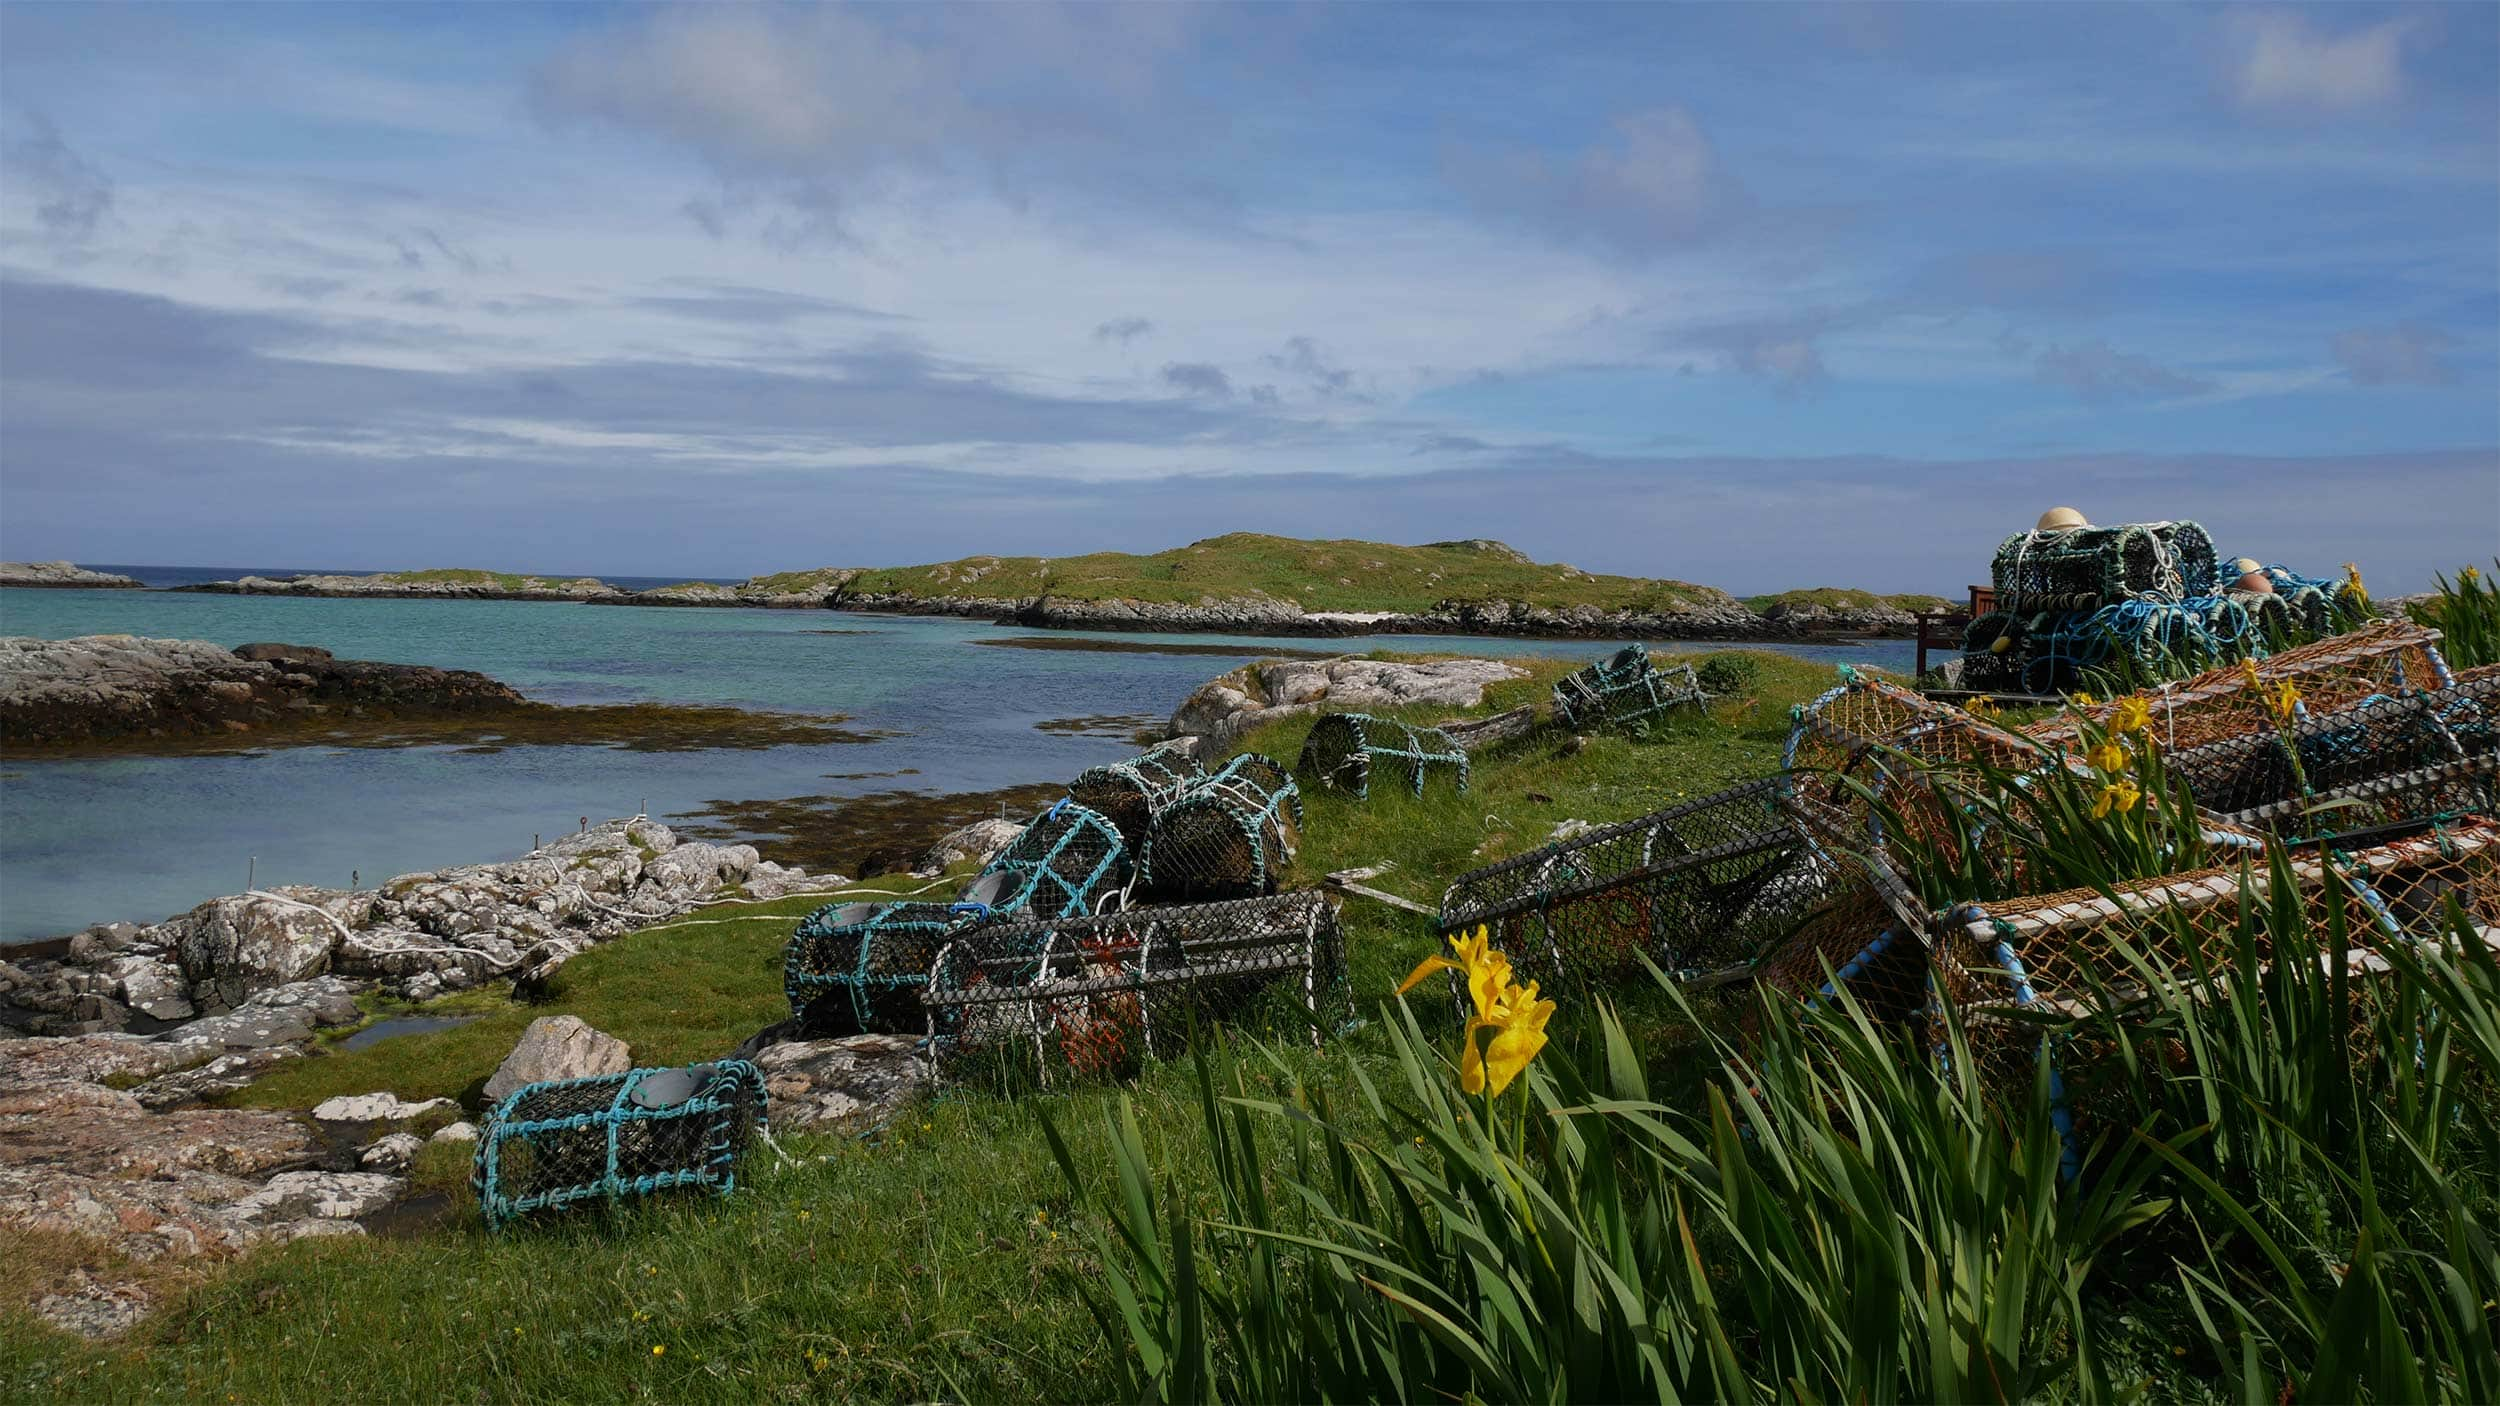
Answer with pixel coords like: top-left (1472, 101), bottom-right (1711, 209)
top-left (0, 1), bottom-right (2492, 592)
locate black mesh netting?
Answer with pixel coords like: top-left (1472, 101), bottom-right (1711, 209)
top-left (1551, 644), bottom-right (1707, 734)
top-left (2158, 667), bottom-right (2500, 835)
top-left (781, 799), bottom-right (1132, 1035)
top-left (922, 890), bottom-right (1352, 1087)
top-left (1139, 753), bottom-right (1303, 901)
top-left (1436, 777), bottom-right (1833, 1001)
top-left (472, 1060), bottom-right (767, 1229)
top-left (1069, 745), bottom-right (1206, 844)
top-left (1295, 712), bottom-right (1469, 799)
top-left (1989, 520), bottom-right (2220, 613)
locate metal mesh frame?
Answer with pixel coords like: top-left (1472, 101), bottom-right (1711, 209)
top-left (472, 1060), bottom-right (768, 1230)
top-left (2157, 670), bottom-right (2500, 836)
top-left (1139, 752), bottom-right (1303, 901)
top-left (1069, 746), bottom-right (1206, 844)
top-left (1296, 712), bottom-right (1470, 800)
top-left (1747, 881), bottom-right (1935, 1027)
top-left (1988, 520), bottom-right (2220, 614)
top-left (2020, 619), bottom-right (2454, 752)
top-left (1436, 777), bottom-right (1835, 1000)
top-left (1551, 644), bottom-right (1707, 734)
top-left (967, 798), bottom-right (1132, 920)
top-left (784, 900), bottom-right (968, 1034)
top-left (923, 891), bottom-right (1351, 1086)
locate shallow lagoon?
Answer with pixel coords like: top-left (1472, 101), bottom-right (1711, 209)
top-left (0, 586), bottom-right (1910, 942)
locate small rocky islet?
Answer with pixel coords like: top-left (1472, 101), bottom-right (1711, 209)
top-left (94, 535), bottom-right (1937, 640)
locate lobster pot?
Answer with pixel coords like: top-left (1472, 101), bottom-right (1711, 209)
top-left (2022, 620), bottom-right (2457, 753)
top-left (924, 891), bottom-right (1350, 1087)
top-left (962, 799), bottom-right (1130, 920)
top-left (784, 901), bottom-right (966, 1034)
top-left (1937, 819), bottom-right (2500, 1171)
top-left (1437, 778), bottom-right (1833, 1000)
top-left (1956, 613), bottom-right (2029, 691)
top-left (1552, 644), bottom-right (1706, 733)
top-left (1782, 671), bottom-right (2259, 911)
top-left (1139, 753), bottom-right (1303, 900)
top-left (1988, 520), bottom-right (2220, 612)
top-left (1745, 881), bottom-right (1934, 1028)
top-left (2010, 596), bottom-right (2283, 694)
top-left (1069, 746), bottom-right (1205, 844)
top-left (1296, 713), bottom-right (1469, 799)
top-left (2160, 669), bottom-right (2500, 836)
top-left (472, 1061), bottom-right (767, 1230)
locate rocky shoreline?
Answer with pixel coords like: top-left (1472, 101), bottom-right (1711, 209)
top-left (169, 571), bottom-right (1920, 639)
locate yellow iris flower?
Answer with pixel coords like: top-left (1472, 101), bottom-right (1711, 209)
top-left (2269, 679), bottom-right (2301, 721)
top-left (2092, 779), bottom-right (2142, 818)
top-left (2111, 695), bottom-right (2152, 735)
top-left (1398, 927), bottom-right (1556, 1097)
top-left (2088, 741), bottom-right (2128, 774)
top-left (2070, 691), bottom-right (2095, 708)
top-left (2463, 565), bottom-right (2481, 584)
top-left (1473, 979), bottom-right (1555, 1097)
top-left (2342, 562), bottom-right (2368, 608)
top-left (2239, 657), bottom-right (2263, 689)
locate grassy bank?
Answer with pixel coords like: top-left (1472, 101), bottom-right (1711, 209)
top-left (0, 648), bottom-right (1831, 1399)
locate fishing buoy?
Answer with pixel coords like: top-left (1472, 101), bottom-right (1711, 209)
top-left (2231, 558), bottom-right (2273, 594)
top-left (2036, 506), bottom-right (2088, 532)
top-left (1990, 634), bottom-right (2013, 654)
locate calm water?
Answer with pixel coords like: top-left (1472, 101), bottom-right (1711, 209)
top-left (0, 579), bottom-right (1909, 943)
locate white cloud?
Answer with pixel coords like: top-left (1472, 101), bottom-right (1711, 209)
top-left (1443, 105), bottom-right (1735, 258)
top-left (2225, 11), bottom-right (2415, 113)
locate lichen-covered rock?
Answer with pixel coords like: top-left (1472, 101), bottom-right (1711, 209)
top-left (176, 977), bottom-right (363, 1050)
top-left (749, 1034), bottom-right (930, 1133)
top-left (311, 1092), bottom-right (457, 1123)
top-left (173, 889), bottom-right (356, 1010)
top-left (482, 1015), bottom-right (631, 1105)
top-left (358, 1132), bottom-right (425, 1172)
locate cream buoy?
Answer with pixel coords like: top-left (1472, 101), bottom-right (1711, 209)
top-left (2232, 557), bottom-right (2273, 594)
top-left (2036, 506), bottom-right (2088, 532)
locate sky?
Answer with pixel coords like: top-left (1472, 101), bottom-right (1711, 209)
top-left (0, 2), bottom-right (2493, 594)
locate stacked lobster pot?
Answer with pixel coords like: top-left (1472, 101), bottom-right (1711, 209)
top-left (1435, 777), bottom-right (1835, 1005)
top-left (1138, 752), bottom-right (1303, 901)
top-left (1551, 644), bottom-right (1707, 734)
top-left (2020, 620), bottom-right (2492, 840)
top-left (1935, 818), bottom-right (2500, 1179)
top-left (1962, 519), bottom-right (2367, 694)
top-left (472, 1060), bottom-right (769, 1231)
top-left (922, 890), bottom-right (1352, 1088)
top-left (783, 798), bottom-right (1130, 1035)
top-left (1069, 744), bottom-right (1204, 846)
top-left (1296, 713), bottom-right (1469, 800)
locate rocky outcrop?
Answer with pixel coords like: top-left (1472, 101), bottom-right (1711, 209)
top-left (623, 569), bottom-right (862, 609)
top-left (1753, 599), bottom-right (1922, 638)
top-left (4, 818), bottom-right (836, 1036)
top-left (0, 635), bottom-right (528, 747)
top-left (1168, 656), bottom-right (1529, 759)
top-left (0, 561), bottom-right (142, 590)
top-left (482, 1015), bottom-right (631, 1105)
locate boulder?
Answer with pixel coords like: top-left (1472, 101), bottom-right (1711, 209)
top-left (311, 1092), bottom-right (457, 1123)
top-left (109, 955), bottom-right (194, 1022)
top-left (739, 860), bottom-right (852, 902)
top-left (748, 1034), bottom-right (931, 1133)
top-left (1169, 656), bottom-right (1529, 759)
top-left (429, 1120), bottom-right (478, 1144)
top-left (358, 1132), bottom-right (425, 1173)
top-left (176, 977), bottom-right (363, 1051)
top-left (482, 1016), bottom-right (631, 1105)
top-left (916, 818), bottom-right (1023, 875)
top-left (173, 889), bottom-right (352, 1010)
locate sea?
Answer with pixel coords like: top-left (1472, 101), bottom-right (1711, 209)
top-left (0, 569), bottom-right (1913, 945)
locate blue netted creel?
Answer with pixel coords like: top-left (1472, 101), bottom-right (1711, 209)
top-left (472, 1059), bottom-right (768, 1230)
top-left (1139, 753), bottom-right (1302, 901)
top-left (1296, 712), bottom-right (1470, 800)
top-left (1551, 644), bottom-right (1707, 734)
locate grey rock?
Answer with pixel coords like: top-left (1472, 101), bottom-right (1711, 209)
top-left (176, 976), bottom-right (364, 1051)
top-left (1169, 656), bottom-right (1529, 759)
top-left (358, 1132), bottom-right (425, 1172)
top-left (482, 1015), bottom-right (631, 1106)
top-left (130, 1046), bottom-right (306, 1111)
top-left (739, 860), bottom-right (852, 901)
top-left (311, 1092), bottom-right (457, 1123)
top-left (109, 955), bottom-right (194, 1021)
top-left (429, 1120), bottom-right (478, 1144)
top-left (916, 818), bottom-right (1023, 875)
top-left (750, 1033), bottom-right (930, 1132)
top-left (228, 1171), bottom-right (402, 1225)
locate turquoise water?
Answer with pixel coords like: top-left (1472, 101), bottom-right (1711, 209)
top-left (0, 585), bottom-right (1910, 942)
